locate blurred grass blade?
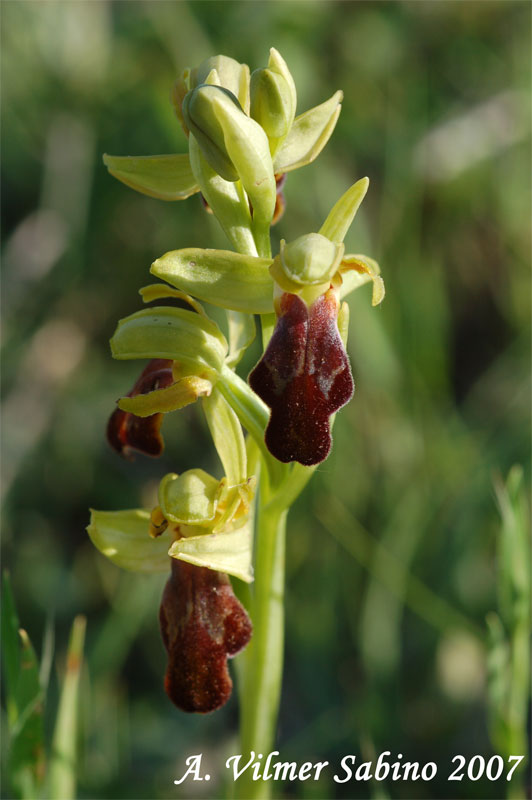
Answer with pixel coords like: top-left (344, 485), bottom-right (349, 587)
top-left (38, 612), bottom-right (55, 694)
top-left (493, 465), bottom-right (530, 628)
top-left (1, 572), bottom-right (46, 799)
top-left (486, 611), bottom-right (510, 751)
top-left (489, 466), bottom-right (530, 776)
top-left (1, 572), bottom-right (21, 722)
top-left (48, 615), bottom-right (87, 800)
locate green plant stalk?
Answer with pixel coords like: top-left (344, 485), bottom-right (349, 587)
top-left (236, 478), bottom-right (287, 800)
top-left (226, 192), bottom-right (288, 800)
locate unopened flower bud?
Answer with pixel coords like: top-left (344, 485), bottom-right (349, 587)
top-left (250, 49), bottom-right (296, 141)
top-left (183, 83), bottom-right (276, 226)
top-left (190, 55), bottom-right (250, 112)
top-left (182, 85), bottom-right (241, 181)
top-left (172, 56), bottom-right (250, 135)
top-left (250, 68), bottom-right (295, 139)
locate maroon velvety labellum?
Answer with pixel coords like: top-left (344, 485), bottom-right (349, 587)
top-left (107, 359), bottom-right (174, 459)
top-left (159, 559), bottom-right (252, 713)
top-left (249, 291), bottom-right (354, 466)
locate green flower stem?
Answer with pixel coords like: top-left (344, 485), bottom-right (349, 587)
top-left (266, 462), bottom-right (316, 513)
top-left (219, 365), bottom-right (287, 487)
top-left (252, 220), bottom-right (273, 260)
top-left (212, 174), bottom-right (291, 799)
top-left (188, 137), bottom-right (258, 256)
top-left (236, 480), bottom-right (287, 800)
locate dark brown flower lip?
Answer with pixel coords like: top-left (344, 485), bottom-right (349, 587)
top-left (159, 559), bottom-right (252, 713)
top-left (249, 291), bottom-right (354, 466)
top-left (107, 359), bottom-right (174, 459)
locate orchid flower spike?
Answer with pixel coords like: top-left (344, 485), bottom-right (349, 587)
top-left (150, 178), bottom-right (384, 466)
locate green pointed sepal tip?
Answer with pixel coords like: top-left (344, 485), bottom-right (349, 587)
top-left (319, 177), bottom-right (369, 244)
top-left (103, 153), bottom-right (199, 201)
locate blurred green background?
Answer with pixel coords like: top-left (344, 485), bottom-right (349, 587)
top-left (1, 1), bottom-right (530, 799)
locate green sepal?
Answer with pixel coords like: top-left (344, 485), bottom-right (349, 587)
top-left (319, 177), bottom-right (369, 243)
top-left (110, 306), bottom-right (228, 373)
top-left (169, 519), bottom-right (253, 583)
top-left (273, 90), bottom-right (343, 173)
top-left (202, 387), bottom-right (247, 485)
top-left (158, 470), bottom-right (220, 526)
top-left (226, 309), bottom-right (256, 368)
top-left (87, 509), bottom-right (171, 573)
top-left (103, 154), bottom-right (199, 201)
top-left (151, 248), bottom-right (274, 314)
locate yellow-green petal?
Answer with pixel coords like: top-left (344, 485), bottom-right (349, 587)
top-left (202, 387), bottom-right (247, 485)
top-left (273, 90), bottom-right (343, 173)
top-left (151, 248), bottom-right (274, 314)
top-left (337, 301), bottom-right (350, 347)
top-left (319, 177), bottom-right (369, 244)
top-left (110, 306), bottom-right (228, 373)
top-left (158, 470), bottom-right (220, 526)
top-left (118, 375), bottom-right (212, 417)
top-left (340, 254), bottom-right (385, 306)
top-left (102, 154), bottom-right (199, 201)
top-left (139, 284), bottom-right (207, 316)
top-left (169, 520), bottom-right (253, 583)
top-left (87, 509), bottom-right (171, 573)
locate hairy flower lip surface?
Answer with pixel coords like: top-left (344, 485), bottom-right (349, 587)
top-left (249, 291), bottom-right (354, 466)
top-left (107, 359), bottom-right (174, 458)
top-left (159, 558), bottom-right (252, 713)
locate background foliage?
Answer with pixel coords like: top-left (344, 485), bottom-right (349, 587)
top-left (1, 2), bottom-right (530, 799)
